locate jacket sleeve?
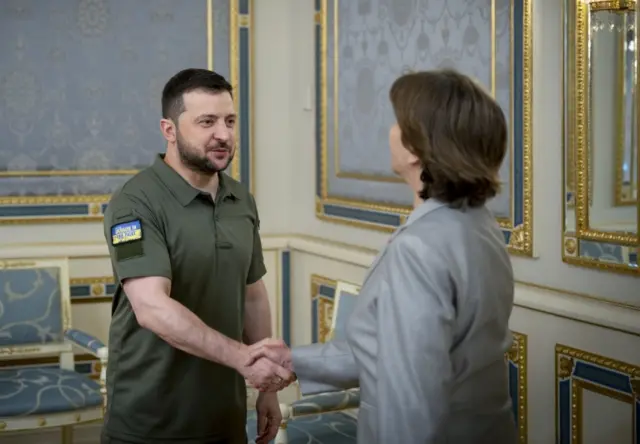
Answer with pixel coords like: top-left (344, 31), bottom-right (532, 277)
top-left (291, 340), bottom-right (359, 395)
top-left (376, 234), bottom-right (455, 443)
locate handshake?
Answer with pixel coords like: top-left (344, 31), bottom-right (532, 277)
top-left (239, 338), bottom-right (296, 392)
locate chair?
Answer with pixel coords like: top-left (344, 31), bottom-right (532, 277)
top-left (0, 258), bottom-right (108, 443)
top-left (275, 281), bottom-right (361, 444)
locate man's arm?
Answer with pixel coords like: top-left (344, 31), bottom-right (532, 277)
top-left (243, 195), bottom-right (270, 345)
top-left (244, 279), bottom-right (272, 345)
top-left (124, 276), bottom-right (245, 369)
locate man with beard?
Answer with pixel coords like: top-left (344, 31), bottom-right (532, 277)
top-left (101, 69), bottom-right (291, 444)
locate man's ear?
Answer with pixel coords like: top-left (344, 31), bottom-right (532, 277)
top-left (160, 118), bottom-right (177, 143)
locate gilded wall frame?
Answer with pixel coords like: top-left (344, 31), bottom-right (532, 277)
top-left (562, 0), bottom-right (639, 274)
top-left (556, 344), bottom-right (640, 444)
top-left (313, 0), bottom-right (533, 256)
top-left (0, 0), bottom-right (254, 225)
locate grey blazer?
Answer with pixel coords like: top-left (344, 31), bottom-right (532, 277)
top-left (292, 199), bottom-right (517, 444)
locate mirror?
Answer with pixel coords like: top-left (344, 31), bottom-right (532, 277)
top-left (563, 0), bottom-right (639, 274)
top-left (616, 22), bottom-right (638, 205)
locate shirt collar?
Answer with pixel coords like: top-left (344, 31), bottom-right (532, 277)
top-left (151, 154), bottom-right (238, 206)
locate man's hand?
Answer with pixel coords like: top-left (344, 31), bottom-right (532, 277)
top-left (246, 338), bottom-right (293, 372)
top-left (255, 392), bottom-right (282, 444)
top-left (237, 339), bottom-right (294, 392)
top-left (244, 339), bottom-right (295, 392)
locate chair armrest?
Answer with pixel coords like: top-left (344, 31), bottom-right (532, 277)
top-left (64, 328), bottom-right (108, 360)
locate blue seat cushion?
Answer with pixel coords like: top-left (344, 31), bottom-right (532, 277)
top-left (0, 367), bottom-right (103, 417)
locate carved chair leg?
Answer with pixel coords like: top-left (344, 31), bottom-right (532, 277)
top-left (61, 425), bottom-right (73, 444)
top-left (275, 422), bottom-right (288, 444)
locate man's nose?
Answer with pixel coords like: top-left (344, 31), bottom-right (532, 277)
top-left (214, 122), bottom-right (232, 141)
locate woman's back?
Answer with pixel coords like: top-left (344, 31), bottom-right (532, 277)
top-left (412, 203), bottom-right (516, 443)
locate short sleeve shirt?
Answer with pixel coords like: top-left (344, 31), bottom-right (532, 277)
top-left (102, 154), bottom-right (266, 443)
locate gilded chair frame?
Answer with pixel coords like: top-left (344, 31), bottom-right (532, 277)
top-left (276, 281), bottom-right (361, 444)
top-left (0, 258), bottom-right (107, 443)
top-left (563, 0), bottom-right (640, 274)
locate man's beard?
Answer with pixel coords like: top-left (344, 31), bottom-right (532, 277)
top-left (176, 132), bottom-right (234, 175)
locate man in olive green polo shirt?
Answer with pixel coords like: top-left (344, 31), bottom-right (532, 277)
top-left (101, 69), bottom-right (291, 444)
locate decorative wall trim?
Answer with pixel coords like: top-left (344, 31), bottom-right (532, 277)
top-left (70, 277), bottom-right (115, 304)
top-left (310, 274), bottom-right (337, 343)
top-left (2, 234), bottom-right (639, 334)
top-left (508, 332), bottom-right (528, 444)
top-left (0, 0), bottom-right (253, 224)
top-left (313, 0), bottom-right (534, 256)
top-left (556, 344), bottom-right (640, 444)
top-left (279, 250), bottom-right (291, 346)
top-left (233, 0), bottom-right (254, 193)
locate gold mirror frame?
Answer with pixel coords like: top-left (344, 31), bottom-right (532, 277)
top-left (563, 0), bottom-right (640, 275)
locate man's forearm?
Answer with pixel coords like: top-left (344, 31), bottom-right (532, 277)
top-left (244, 280), bottom-right (272, 344)
top-left (137, 291), bottom-right (246, 369)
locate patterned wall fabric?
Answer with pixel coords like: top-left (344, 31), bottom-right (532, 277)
top-left (0, 0), bottom-right (251, 223)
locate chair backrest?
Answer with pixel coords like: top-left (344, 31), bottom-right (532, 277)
top-left (0, 258), bottom-right (71, 359)
top-left (329, 281), bottom-right (361, 341)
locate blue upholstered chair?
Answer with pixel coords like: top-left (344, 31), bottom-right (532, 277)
top-left (275, 282), bottom-right (361, 444)
top-left (0, 258), bottom-right (108, 443)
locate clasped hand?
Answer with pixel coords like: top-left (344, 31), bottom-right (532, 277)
top-left (242, 338), bottom-right (295, 392)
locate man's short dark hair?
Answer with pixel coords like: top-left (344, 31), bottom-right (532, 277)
top-left (161, 69), bottom-right (233, 122)
top-left (389, 69), bottom-right (507, 208)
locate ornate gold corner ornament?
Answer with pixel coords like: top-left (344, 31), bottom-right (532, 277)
top-left (558, 355), bottom-right (576, 378)
top-left (564, 237), bottom-right (578, 256)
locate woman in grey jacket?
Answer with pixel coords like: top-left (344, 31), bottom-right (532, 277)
top-left (250, 69), bottom-right (517, 444)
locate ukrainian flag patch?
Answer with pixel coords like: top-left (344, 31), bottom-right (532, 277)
top-left (111, 220), bottom-right (142, 245)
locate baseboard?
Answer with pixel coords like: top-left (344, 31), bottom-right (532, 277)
top-left (0, 422), bottom-right (102, 444)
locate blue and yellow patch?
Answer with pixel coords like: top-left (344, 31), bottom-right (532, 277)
top-left (111, 220), bottom-right (142, 245)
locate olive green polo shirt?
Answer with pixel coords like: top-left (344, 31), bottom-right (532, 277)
top-left (103, 154), bottom-right (266, 444)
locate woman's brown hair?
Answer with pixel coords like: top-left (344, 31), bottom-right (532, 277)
top-left (389, 69), bottom-right (507, 208)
